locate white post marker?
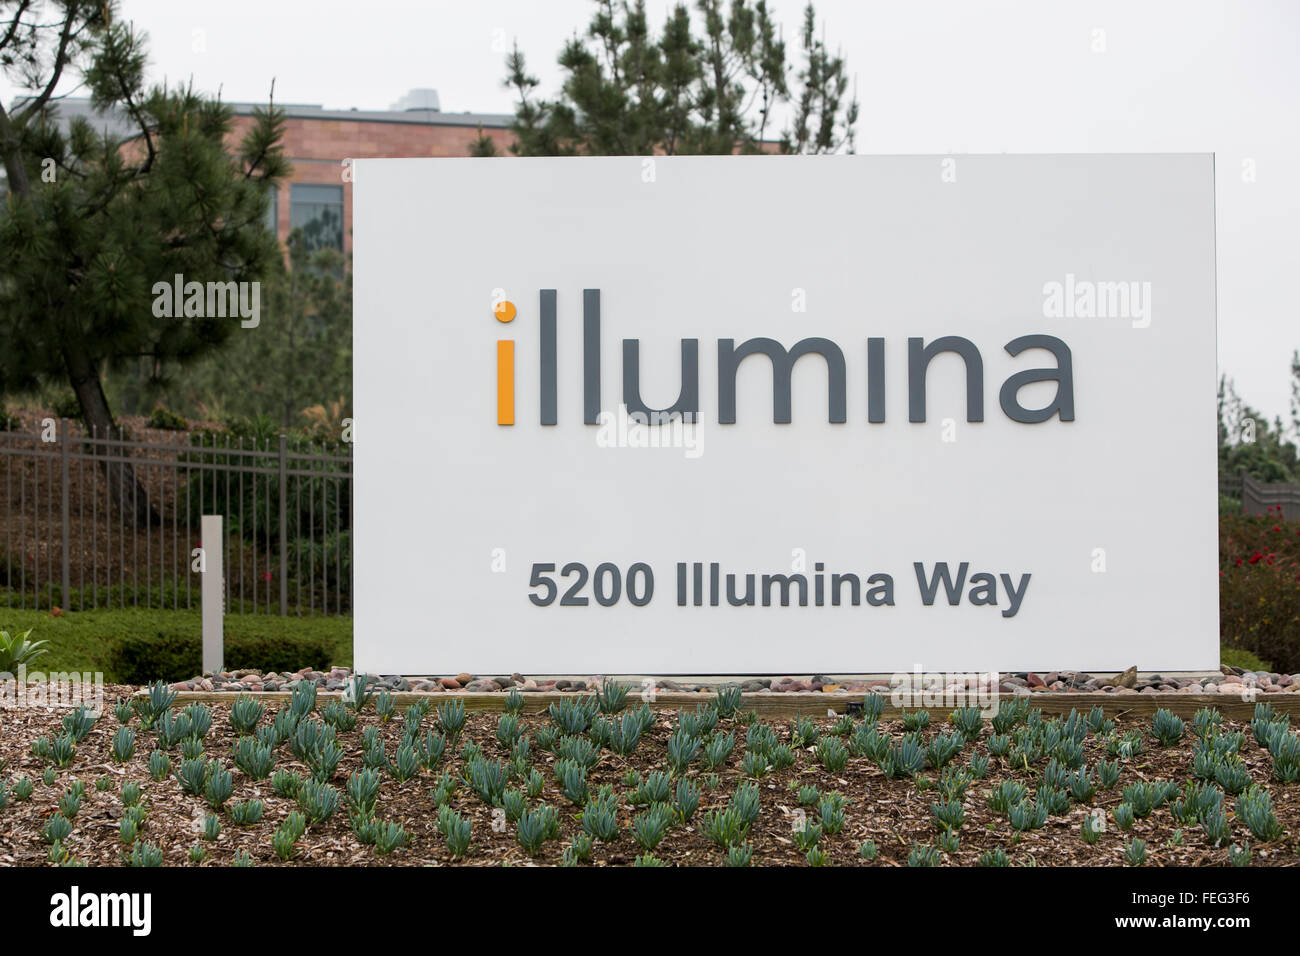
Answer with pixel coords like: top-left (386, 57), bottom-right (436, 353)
top-left (201, 514), bottom-right (224, 674)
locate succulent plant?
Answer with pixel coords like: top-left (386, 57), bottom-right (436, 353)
top-left (700, 807), bottom-right (747, 848)
top-left (322, 700), bottom-right (358, 733)
top-left (1067, 768), bottom-right (1097, 802)
top-left (938, 830), bottom-right (960, 854)
top-left (554, 734), bottom-right (600, 770)
top-left (979, 847), bottom-right (1010, 867)
top-left (908, 842), bottom-right (939, 867)
top-left (949, 706), bottom-right (983, 741)
top-left (12, 777), bottom-right (33, 802)
top-left (516, 805), bottom-right (559, 855)
top-left (431, 771), bottom-right (458, 807)
top-left (126, 841), bottom-right (164, 867)
top-left (547, 697), bottom-right (595, 735)
top-left (1123, 837), bottom-right (1147, 866)
top-left (57, 787), bottom-right (81, 819)
top-left (581, 796), bottom-right (620, 842)
top-left (156, 710), bottom-right (192, 750)
top-left (968, 752), bottom-right (991, 780)
top-left (231, 737), bottom-right (276, 780)
top-left (297, 779), bottom-right (341, 824)
top-left (1113, 803), bottom-right (1135, 831)
top-left (701, 730), bottom-right (735, 770)
top-left (369, 820), bottom-right (408, 855)
top-left (203, 765), bottom-right (234, 810)
top-left (273, 820), bottom-right (300, 860)
top-left (1096, 758), bottom-right (1121, 790)
top-left (179, 736), bottom-right (206, 761)
top-left (632, 804), bottom-right (673, 851)
top-left (43, 813), bottom-right (72, 845)
top-left (41, 766), bottom-right (56, 786)
top-left (788, 715), bottom-right (819, 748)
top-left (931, 798), bottom-right (965, 832)
top-left (229, 800), bottom-right (264, 826)
top-left (289, 680), bottom-right (317, 719)
top-left (307, 737), bottom-right (345, 783)
top-left (1150, 708), bottom-right (1185, 747)
top-left (110, 726), bottom-right (136, 764)
top-left (119, 815), bottom-right (140, 844)
top-left (1236, 786), bottom-right (1284, 842)
top-left (715, 685), bottom-right (743, 718)
top-left (680, 704), bottom-right (720, 739)
top-left (1191, 706), bottom-right (1222, 739)
top-left (50, 734), bottom-right (76, 768)
top-left (901, 709), bottom-right (931, 732)
top-left (202, 813), bottom-right (220, 841)
top-left (114, 698), bottom-right (133, 725)
top-left (188, 844), bottom-right (207, 864)
top-left (816, 737), bottom-right (848, 773)
top-left (723, 842), bottom-right (753, 866)
top-left (595, 677), bottom-right (629, 714)
top-left (745, 723), bottom-right (777, 756)
top-left (553, 758), bottom-right (587, 806)
top-left (466, 757), bottom-right (510, 806)
top-left (858, 839), bottom-right (878, 860)
top-left (269, 769), bottom-right (301, 799)
top-left (986, 733), bottom-right (1011, 758)
top-left (740, 750), bottom-right (769, 778)
top-left (174, 756), bottom-right (208, 796)
top-left (1009, 800), bottom-right (1048, 831)
top-left (1036, 784), bottom-right (1070, 815)
top-left (818, 794), bottom-right (848, 836)
top-left (881, 735), bottom-right (925, 779)
top-left (671, 778), bottom-right (701, 823)
top-left (666, 726), bottom-right (701, 775)
top-left (388, 742), bottom-right (422, 783)
top-left (925, 732), bottom-right (964, 771)
top-left (346, 769), bottom-right (382, 817)
top-left (59, 705), bottom-right (96, 743)
top-left (1080, 811), bottom-right (1103, 844)
top-left (1214, 758), bottom-right (1252, 796)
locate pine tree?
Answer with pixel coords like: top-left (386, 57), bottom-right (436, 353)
top-left (0, 1), bottom-right (288, 525)
top-left (500, 0), bottom-right (856, 157)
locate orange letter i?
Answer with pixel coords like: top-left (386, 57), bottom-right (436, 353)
top-left (494, 298), bottom-right (517, 425)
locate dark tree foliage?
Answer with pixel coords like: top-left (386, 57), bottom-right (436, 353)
top-left (502, 0), bottom-right (856, 157)
top-left (0, 0), bottom-right (288, 524)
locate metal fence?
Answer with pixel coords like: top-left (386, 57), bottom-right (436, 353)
top-left (1240, 469), bottom-right (1300, 522)
top-left (0, 422), bottom-right (351, 615)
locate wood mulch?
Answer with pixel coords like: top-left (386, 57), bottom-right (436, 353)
top-left (0, 686), bottom-right (1296, 867)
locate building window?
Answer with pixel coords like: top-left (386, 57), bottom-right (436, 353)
top-left (290, 183), bottom-right (344, 252)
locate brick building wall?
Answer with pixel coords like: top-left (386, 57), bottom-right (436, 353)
top-left (229, 109), bottom-right (515, 255)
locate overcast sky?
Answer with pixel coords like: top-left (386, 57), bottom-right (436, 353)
top-left (6, 0), bottom-right (1297, 422)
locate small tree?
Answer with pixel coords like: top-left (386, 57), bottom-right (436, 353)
top-left (503, 0), bottom-right (856, 157)
top-left (0, 1), bottom-right (287, 525)
top-left (174, 235), bottom-right (352, 430)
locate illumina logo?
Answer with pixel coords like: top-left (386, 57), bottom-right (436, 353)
top-left (490, 289), bottom-right (1076, 427)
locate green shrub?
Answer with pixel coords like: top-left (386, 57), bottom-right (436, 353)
top-left (108, 630), bottom-right (335, 684)
top-left (1220, 511), bottom-right (1300, 671)
top-left (146, 406), bottom-right (188, 431)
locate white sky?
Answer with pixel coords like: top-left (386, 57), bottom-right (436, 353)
top-left (6, 0), bottom-right (1298, 422)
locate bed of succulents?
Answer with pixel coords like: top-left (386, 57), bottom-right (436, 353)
top-left (1, 677), bottom-right (1298, 866)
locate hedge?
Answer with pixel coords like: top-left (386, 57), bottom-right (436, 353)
top-left (108, 630), bottom-right (336, 684)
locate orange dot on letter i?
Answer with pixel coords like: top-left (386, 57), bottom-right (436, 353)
top-left (495, 300), bottom-right (516, 425)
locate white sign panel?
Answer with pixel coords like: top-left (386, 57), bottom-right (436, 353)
top-left (353, 154), bottom-right (1218, 675)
